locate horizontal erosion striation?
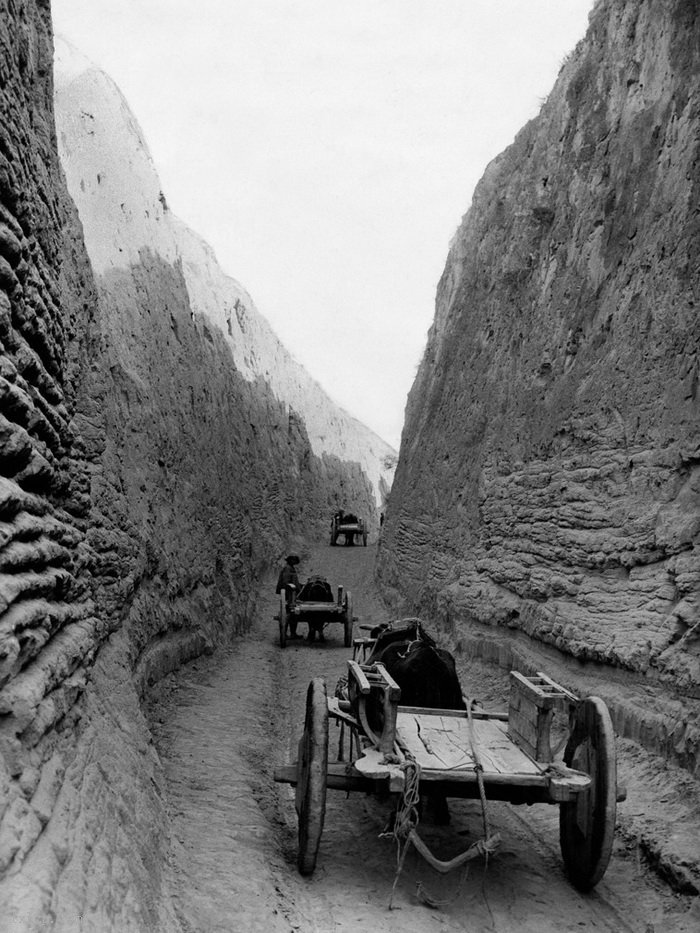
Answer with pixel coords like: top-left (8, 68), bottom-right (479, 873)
top-left (0, 2), bottom-right (102, 895)
top-left (381, 445), bottom-right (700, 775)
top-left (0, 123), bottom-right (95, 745)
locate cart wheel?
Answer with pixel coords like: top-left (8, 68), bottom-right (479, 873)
top-left (559, 696), bottom-right (617, 891)
top-left (296, 678), bottom-right (328, 875)
top-left (279, 594), bottom-right (287, 648)
top-left (343, 592), bottom-right (353, 648)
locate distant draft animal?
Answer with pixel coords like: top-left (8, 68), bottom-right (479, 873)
top-left (297, 576), bottom-right (334, 643)
top-left (297, 577), bottom-right (334, 602)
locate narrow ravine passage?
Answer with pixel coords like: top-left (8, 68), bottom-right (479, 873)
top-left (145, 544), bottom-right (696, 933)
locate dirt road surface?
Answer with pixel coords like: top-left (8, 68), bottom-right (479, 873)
top-left (146, 543), bottom-right (698, 932)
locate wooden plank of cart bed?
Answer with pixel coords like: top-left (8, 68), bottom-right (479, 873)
top-left (399, 705), bottom-right (509, 722)
top-left (293, 603), bottom-right (342, 612)
top-left (396, 714), bottom-right (507, 774)
top-left (397, 706), bottom-right (516, 774)
top-left (273, 761), bottom-right (377, 793)
top-left (396, 712), bottom-right (541, 776)
top-left (395, 713), bottom-right (476, 771)
top-left (413, 768), bottom-right (549, 787)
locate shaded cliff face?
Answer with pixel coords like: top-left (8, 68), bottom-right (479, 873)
top-left (379, 0), bottom-right (699, 773)
top-left (49, 38), bottom-right (387, 678)
top-left (0, 12), bottom-right (387, 932)
top-left (53, 38), bottom-right (395, 511)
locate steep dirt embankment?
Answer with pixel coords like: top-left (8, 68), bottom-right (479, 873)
top-left (378, 0), bottom-right (699, 806)
top-left (0, 12), bottom-right (391, 933)
top-left (0, 2), bottom-right (123, 928)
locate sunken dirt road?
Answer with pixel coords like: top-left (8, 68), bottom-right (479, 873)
top-left (145, 543), bottom-right (698, 933)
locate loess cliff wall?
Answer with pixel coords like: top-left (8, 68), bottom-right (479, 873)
top-left (53, 37), bottom-right (395, 515)
top-left (0, 6), bottom-right (391, 931)
top-left (378, 0), bottom-right (700, 778)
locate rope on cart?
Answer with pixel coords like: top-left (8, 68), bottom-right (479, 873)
top-left (382, 700), bottom-right (501, 909)
top-left (466, 697), bottom-right (492, 845)
top-left (381, 750), bottom-right (421, 909)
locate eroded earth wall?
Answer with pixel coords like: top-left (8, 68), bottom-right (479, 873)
top-left (378, 0), bottom-right (700, 776)
top-left (53, 37), bottom-right (396, 515)
top-left (0, 4), bottom-right (379, 930)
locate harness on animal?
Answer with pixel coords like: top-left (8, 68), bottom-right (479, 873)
top-left (369, 618), bottom-right (430, 660)
top-left (298, 575), bottom-right (333, 602)
top-left (395, 638), bottom-right (423, 660)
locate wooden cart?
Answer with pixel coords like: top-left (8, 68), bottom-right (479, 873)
top-left (276, 583), bottom-right (354, 649)
top-left (330, 514), bottom-right (367, 546)
top-left (274, 663), bottom-right (623, 891)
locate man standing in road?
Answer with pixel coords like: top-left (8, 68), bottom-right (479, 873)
top-left (276, 555), bottom-right (301, 638)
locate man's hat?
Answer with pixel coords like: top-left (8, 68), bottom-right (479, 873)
top-left (286, 554), bottom-right (300, 565)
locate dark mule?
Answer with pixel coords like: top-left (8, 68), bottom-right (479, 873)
top-left (297, 576), bottom-right (334, 642)
top-left (371, 640), bottom-right (465, 710)
top-left (365, 619), bottom-right (466, 824)
top-left (297, 576), bottom-right (334, 602)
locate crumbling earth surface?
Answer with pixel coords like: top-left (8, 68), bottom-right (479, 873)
top-left (145, 544), bottom-right (699, 932)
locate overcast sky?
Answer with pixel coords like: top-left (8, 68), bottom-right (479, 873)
top-left (51, 0), bottom-right (595, 450)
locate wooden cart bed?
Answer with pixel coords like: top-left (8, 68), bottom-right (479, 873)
top-left (276, 666), bottom-right (621, 890)
top-left (290, 601), bottom-right (346, 613)
top-left (396, 710), bottom-right (539, 776)
top-left (348, 703), bottom-right (590, 802)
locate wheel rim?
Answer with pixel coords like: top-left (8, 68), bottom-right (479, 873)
top-left (559, 696), bottom-right (616, 891)
top-left (279, 594), bottom-right (287, 647)
top-left (344, 592), bottom-right (353, 648)
top-left (296, 678), bottom-right (328, 875)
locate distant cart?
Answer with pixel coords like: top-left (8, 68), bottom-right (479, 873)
top-left (275, 665), bottom-right (624, 891)
top-left (276, 577), bottom-right (355, 649)
top-left (330, 513), bottom-right (367, 546)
